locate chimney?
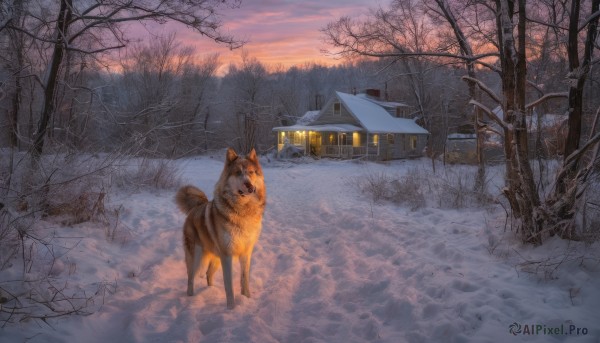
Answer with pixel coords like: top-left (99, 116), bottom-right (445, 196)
top-left (365, 89), bottom-right (381, 99)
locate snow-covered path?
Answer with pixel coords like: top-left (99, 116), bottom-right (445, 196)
top-left (3, 157), bottom-right (599, 342)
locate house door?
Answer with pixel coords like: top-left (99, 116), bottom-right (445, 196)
top-left (384, 134), bottom-right (395, 160)
top-left (309, 132), bottom-right (321, 156)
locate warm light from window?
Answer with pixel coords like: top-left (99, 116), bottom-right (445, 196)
top-left (353, 132), bottom-right (360, 147)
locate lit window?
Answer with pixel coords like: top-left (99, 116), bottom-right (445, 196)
top-left (373, 134), bottom-right (379, 146)
top-left (279, 132), bottom-right (286, 144)
top-left (329, 134), bottom-right (335, 144)
top-left (410, 135), bottom-right (418, 149)
top-left (352, 132), bottom-right (361, 147)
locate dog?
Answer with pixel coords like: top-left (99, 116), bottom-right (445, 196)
top-left (175, 148), bottom-right (266, 309)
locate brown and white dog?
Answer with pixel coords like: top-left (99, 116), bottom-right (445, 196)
top-left (175, 148), bottom-right (266, 309)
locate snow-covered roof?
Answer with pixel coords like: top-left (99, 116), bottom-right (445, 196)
top-left (491, 106), bottom-right (566, 130)
top-left (272, 124), bottom-right (363, 133)
top-left (355, 93), bottom-right (409, 108)
top-left (447, 133), bottom-right (477, 140)
top-left (296, 110), bottom-right (320, 126)
top-left (336, 92), bottom-right (429, 134)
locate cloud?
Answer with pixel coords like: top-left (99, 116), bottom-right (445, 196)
top-left (119, 0), bottom-right (384, 74)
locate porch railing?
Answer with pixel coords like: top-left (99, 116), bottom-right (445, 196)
top-left (322, 145), bottom-right (378, 158)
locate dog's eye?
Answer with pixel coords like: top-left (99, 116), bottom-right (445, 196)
top-left (248, 170), bottom-right (255, 175)
top-left (236, 170), bottom-right (243, 176)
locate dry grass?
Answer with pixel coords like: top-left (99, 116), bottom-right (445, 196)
top-left (115, 157), bottom-right (182, 190)
top-left (0, 150), bottom-right (182, 327)
top-left (353, 168), bottom-right (426, 210)
top-left (354, 165), bottom-right (494, 210)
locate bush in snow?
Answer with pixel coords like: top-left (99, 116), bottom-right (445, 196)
top-left (432, 166), bottom-right (495, 209)
top-left (354, 165), bottom-right (494, 210)
top-left (354, 168), bottom-right (426, 210)
top-left (114, 157), bottom-right (182, 191)
top-left (0, 149), bottom-right (182, 326)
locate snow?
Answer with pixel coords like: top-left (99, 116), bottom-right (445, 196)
top-left (355, 93), bottom-right (409, 108)
top-left (296, 110), bottom-right (321, 126)
top-left (492, 106), bottom-right (566, 130)
top-left (2, 156), bottom-right (599, 342)
top-left (447, 133), bottom-right (477, 140)
top-left (272, 123), bottom-right (363, 133)
top-left (336, 91), bottom-right (429, 135)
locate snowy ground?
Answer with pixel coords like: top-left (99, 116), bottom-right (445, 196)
top-left (2, 155), bottom-right (600, 342)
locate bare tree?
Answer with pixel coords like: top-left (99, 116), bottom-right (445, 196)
top-left (322, 0), bottom-right (599, 244)
top-left (106, 35), bottom-right (222, 157)
top-left (2, 0), bottom-right (243, 161)
top-left (222, 51), bottom-right (273, 154)
top-left (428, 0), bottom-right (486, 190)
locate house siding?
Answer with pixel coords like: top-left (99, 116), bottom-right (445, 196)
top-left (311, 97), bottom-right (362, 127)
top-left (273, 92), bottom-right (429, 161)
top-left (373, 134), bottom-right (427, 160)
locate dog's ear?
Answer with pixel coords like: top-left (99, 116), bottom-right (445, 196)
top-left (247, 148), bottom-right (258, 162)
top-left (226, 148), bottom-right (238, 164)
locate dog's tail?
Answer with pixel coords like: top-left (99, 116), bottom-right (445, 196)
top-left (175, 185), bottom-right (208, 213)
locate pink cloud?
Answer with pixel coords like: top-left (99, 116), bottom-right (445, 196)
top-left (118, 0), bottom-right (384, 74)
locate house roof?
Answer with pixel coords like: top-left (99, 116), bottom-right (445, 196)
top-left (296, 110), bottom-right (321, 126)
top-left (355, 93), bottom-right (409, 108)
top-left (447, 133), bottom-right (477, 140)
top-left (272, 124), bottom-right (363, 133)
top-left (336, 92), bottom-right (429, 134)
top-left (491, 106), bottom-right (566, 130)
top-left (272, 91), bottom-right (429, 135)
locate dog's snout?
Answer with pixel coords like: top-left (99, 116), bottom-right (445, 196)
top-left (244, 181), bottom-right (255, 193)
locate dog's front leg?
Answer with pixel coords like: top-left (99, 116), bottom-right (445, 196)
top-left (240, 251), bottom-right (252, 298)
top-left (221, 255), bottom-right (235, 309)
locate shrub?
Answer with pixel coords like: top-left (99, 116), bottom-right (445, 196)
top-left (354, 168), bottom-right (426, 210)
top-left (115, 157), bottom-right (182, 190)
top-left (354, 165), bottom-right (493, 210)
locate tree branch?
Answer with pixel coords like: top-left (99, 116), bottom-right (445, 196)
top-left (469, 99), bottom-right (508, 131)
top-left (462, 76), bottom-right (502, 104)
top-left (526, 92), bottom-right (569, 109)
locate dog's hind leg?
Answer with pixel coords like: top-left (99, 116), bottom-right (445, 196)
top-left (184, 235), bottom-right (196, 296)
top-left (221, 255), bottom-right (235, 309)
top-left (206, 256), bottom-right (221, 286)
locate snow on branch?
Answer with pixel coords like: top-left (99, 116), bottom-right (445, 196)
top-left (579, 9), bottom-right (600, 32)
top-left (468, 99), bottom-right (508, 131)
top-left (461, 76), bottom-right (502, 105)
top-left (525, 92), bottom-right (569, 110)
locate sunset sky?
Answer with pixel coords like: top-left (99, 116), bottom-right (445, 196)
top-left (129, 0), bottom-right (384, 74)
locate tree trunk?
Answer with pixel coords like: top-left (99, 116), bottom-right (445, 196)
top-left (564, 0), bottom-right (582, 160)
top-left (7, 0), bottom-right (24, 151)
top-left (496, 0), bottom-right (521, 218)
top-left (32, 0), bottom-right (72, 160)
top-left (550, 0), bottom-right (600, 239)
top-left (434, 0), bottom-right (485, 191)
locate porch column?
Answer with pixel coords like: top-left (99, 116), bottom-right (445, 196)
top-left (338, 133), bottom-right (341, 158)
top-left (366, 133), bottom-right (369, 159)
top-left (304, 131), bottom-right (308, 156)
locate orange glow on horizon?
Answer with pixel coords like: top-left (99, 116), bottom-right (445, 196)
top-left (105, 1), bottom-right (377, 76)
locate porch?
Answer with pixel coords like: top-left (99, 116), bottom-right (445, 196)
top-left (321, 145), bottom-right (379, 158)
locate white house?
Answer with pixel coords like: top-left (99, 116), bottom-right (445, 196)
top-left (273, 90), bottom-right (429, 160)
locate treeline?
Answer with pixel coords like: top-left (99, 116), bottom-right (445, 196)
top-left (0, 37), bottom-right (481, 158)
